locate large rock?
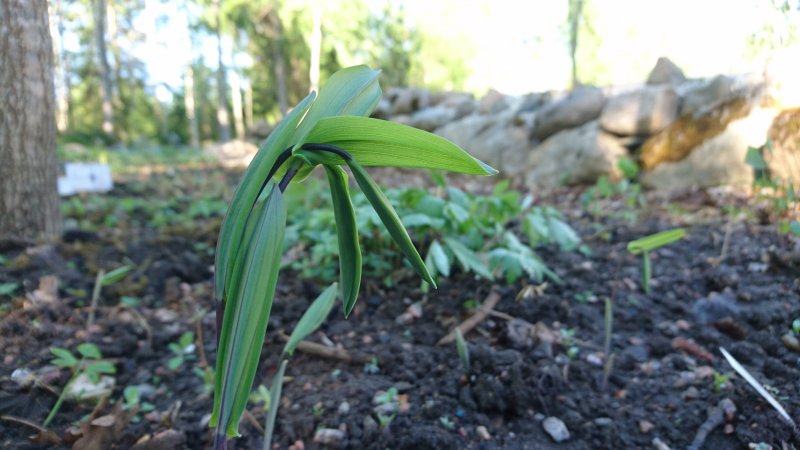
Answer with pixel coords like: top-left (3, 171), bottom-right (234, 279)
top-left (600, 86), bottom-right (680, 135)
top-left (478, 89), bottom-right (509, 114)
top-left (387, 87), bottom-right (431, 115)
top-left (525, 121), bottom-right (627, 189)
top-left (639, 96), bottom-right (754, 170)
top-left (408, 106), bottom-right (457, 132)
top-left (679, 75), bottom-right (736, 116)
top-left (641, 108), bottom-right (778, 191)
top-left (764, 108), bottom-right (800, 187)
top-left (646, 57), bottom-right (686, 85)
top-left (532, 86), bottom-right (606, 140)
top-left (436, 111), bottom-right (533, 177)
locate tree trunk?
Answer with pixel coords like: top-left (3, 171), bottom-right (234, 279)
top-left (567, 0), bottom-right (584, 88)
top-left (184, 65), bottom-right (200, 148)
top-left (308, 3), bottom-right (322, 93)
top-left (244, 81), bottom-right (253, 131)
top-left (93, 0), bottom-right (114, 137)
top-left (49, 0), bottom-right (71, 133)
top-left (230, 71), bottom-right (245, 139)
top-left (268, 4), bottom-right (288, 116)
top-left (0, 0), bottom-right (62, 244)
top-left (214, 0), bottom-right (230, 142)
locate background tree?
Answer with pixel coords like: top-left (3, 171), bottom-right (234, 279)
top-left (0, 0), bottom-right (62, 244)
top-left (567, 0), bottom-right (584, 87)
top-left (93, 0), bottom-right (115, 138)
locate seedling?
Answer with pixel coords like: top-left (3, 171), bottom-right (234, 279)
top-left (167, 331), bottom-right (196, 371)
top-left (0, 282), bottom-right (18, 296)
top-left (122, 386), bottom-right (155, 412)
top-left (454, 328), bottom-right (471, 374)
top-left (210, 65), bottom-right (495, 448)
top-left (87, 264), bottom-right (132, 329)
top-left (626, 228), bottom-right (685, 294)
top-left (44, 343), bottom-right (116, 426)
top-left (712, 370), bottom-right (731, 392)
top-left (439, 415), bottom-right (456, 430)
top-left (793, 318), bottom-right (800, 335)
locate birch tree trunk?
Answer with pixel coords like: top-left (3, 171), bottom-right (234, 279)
top-left (308, 3), bottom-right (322, 93)
top-left (269, 3), bottom-right (288, 116)
top-left (184, 65), bottom-right (200, 148)
top-left (93, 0), bottom-right (114, 137)
top-left (0, 0), bottom-right (62, 244)
top-left (214, 0), bottom-right (231, 142)
top-left (230, 71), bottom-right (245, 140)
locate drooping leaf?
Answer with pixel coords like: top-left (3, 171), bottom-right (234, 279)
top-left (292, 65), bottom-right (382, 151)
top-left (77, 343), bottom-right (102, 359)
top-left (444, 237), bottom-right (494, 280)
top-left (428, 240), bottom-right (451, 277)
top-left (627, 228), bottom-right (686, 254)
top-left (49, 347), bottom-right (77, 368)
top-left (211, 183), bottom-right (287, 439)
top-left (100, 265), bottom-right (131, 286)
top-left (263, 360), bottom-right (288, 450)
top-left (283, 283), bottom-right (338, 356)
top-left (324, 165), bottom-right (362, 317)
top-left (303, 116), bottom-right (497, 176)
top-left (346, 159), bottom-right (436, 287)
top-left (214, 92), bottom-right (316, 306)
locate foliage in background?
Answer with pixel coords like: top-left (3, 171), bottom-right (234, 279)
top-left (745, 142), bottom-right (799, 235)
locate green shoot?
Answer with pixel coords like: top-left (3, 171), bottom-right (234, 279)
top-left (454, 328), bottom-right (471, 374)
top-left (167, 332), bottom-right (196, 371)
top-left (626, 228), bottom-right (685, 294)
top-left (87, 264), bottom-right (132, 330)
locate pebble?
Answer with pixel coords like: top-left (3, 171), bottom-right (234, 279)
top-left (65, 373), bottom-right (115, 400)
top-left (782, 333), bottom-right (800, 353)
top-left (10, 368), bottom-right (34, 388)
top-left (542, 416), bottom-right (570, 442)
top-left (594, 417), bottom-right (613, 427)
top-left (586, 353), bottom-right (604, 367)
top-left (639, 420), bottom-right (654, 433)
top-left (476, 425), bottom-right (491, 440)
top-left (691, 291), bottom-right (740, 324)
top-left (313, 428), bottom-right (345, 444)
top-left (338, 401), bottom-right (350, 415)
top-left (682, 386), bottom-right (700, 400)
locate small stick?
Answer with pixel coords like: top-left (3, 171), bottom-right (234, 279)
top-left (0, 414), bottom-right (54, 435)
top-left (278, 333), bottom-right (363, 364)
top-left (687, 404), bottom-right (724, 450)
top-left (438, 288), bottom-right (501, 346)
top-left (243, 410), bottom-right (265, 434)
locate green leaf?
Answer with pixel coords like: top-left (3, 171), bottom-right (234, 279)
top-left (346, 159), bottom-right (436, 287)
top-left (0, 282), bottom-right (18, 296)
top-left (444, 237), bottom-right (494, 281)
top-left (627, 228), bottom-right (686, 254)
top-left (85, 361), bottom-right (116, 376)
top-left (214, 91), bottom-right (316, 304)
top-left (323, 165), bottom-right (362, 317)
top-left (100, 265), bottom-right (132, 286)
top-left (283, 283), bottom-right (338, 356)
top-left (304, 116), bottom-right (497, 176)
top-left (77, 343), bottom-right (102, 359)
top-left (263, 360), bottom-right (288, 450)
top-left (292, 65), bottom-right (382, 151)
top-left (211, 183), bottom-right (287, 438)
top-left (428, 240), bottom-right (451, 277)
top-left (50, 347), bottom-right (77, 368)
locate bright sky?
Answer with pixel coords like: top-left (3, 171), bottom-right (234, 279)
top-left (89, 0), bottom-right (789, 100)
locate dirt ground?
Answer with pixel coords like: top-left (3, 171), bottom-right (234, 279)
top-left (1, 168), bottom-right (799, 450)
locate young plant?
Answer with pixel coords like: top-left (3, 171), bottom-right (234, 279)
top-left (167, 331), bottom-right (196, 371)
top-left (210, 66), bottom-right (495, 448)
top-left (44, 343), bottom-right (116, 427)
top-left (454, 328), bottom-right (471, 375)
top-left (87, 264), bottom-right (132, 329)
top-left (626, 228), bottom-right (685, 294)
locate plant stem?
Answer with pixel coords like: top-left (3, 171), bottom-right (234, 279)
top-left (87, 269), bottom-right (105, 331)
top-left (43, 372), bottom-right (76, 427)
top-left (641, 251), bottom-right (651, 294)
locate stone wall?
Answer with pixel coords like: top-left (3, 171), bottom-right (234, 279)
top-left (375, 56), bottom-right (800, 192)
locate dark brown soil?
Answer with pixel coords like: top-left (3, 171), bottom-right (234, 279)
top-left (1, 168), bottom-right (799, 450)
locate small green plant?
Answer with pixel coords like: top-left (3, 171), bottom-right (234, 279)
top-left (167, 331), bottom-right (196, 371)
top-left (211, 65), bottom-right (496, 448)
top-left (0, 282), bottom-right (18, 296)
top-left (439, 415), bottom-right (456, 430)
top-left (792, 318), bottom-right (800, 335)
top-left (712, 370), bottom-right (732, 392)
top-left (745, 142), bottom-right (799, 234)
top-left (44, 343), bottom-right (116, 426)
top-left (454, 328), bottom-right (471, 374)
top-left (363, 356), bottom-right (380, 375)
top-left (626, 228), bottom-right (686, 294)
top-left (122, 386), bottom-right (155, 412)
top-left (581, 158), bottom-right (645, 223)
top-left (87, 264), bottom-right (132, 329)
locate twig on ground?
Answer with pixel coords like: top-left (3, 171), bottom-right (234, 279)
top-left (243, 410), bottom-right (264, 434)
top-left (687, 402), bottom-right (725, 450)
top-left (278, 333), bottom-right (364, 364)
top-left (438, 288), bottom-right (501, 346)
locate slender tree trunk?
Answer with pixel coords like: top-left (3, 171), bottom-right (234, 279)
top-left (230, 71), bottom-right (245, 139)
top-left (268, 4), bottom-right (288, 116)
top-left (309, 3), bottom-right (322, 93)
top-left (244, 81), bottom-right (253, 131)
top-left (93, 0), bottom-right (114, 137)
top-left (0, 0), bottom-right (62, 244)
top-left (184, 65), bottom-right (200, 148)
top-left (214, 0), bottom-right (230, 142)
top-left (567, 0), bottom-right (584, 88)
top-left (49, 0), bottom-right (70, 132)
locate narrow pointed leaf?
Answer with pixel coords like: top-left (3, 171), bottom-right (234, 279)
top-left (215, 92), bottom-right (315, 305)
top-left (262, 360), bottom-right (288, 450)
top-left (211, 183), bottom-right (286, 439)
top-left (283, 283), bottom-right (338, 356)
top-left (292, 65), bottom-right (381, 151)
top-left (324, 165), bottom-right (362, 317)
top-left (444, 237), bottom-right (494, 280)
top-left (627, 228), bottom-right (685, 254)
top-left (304, 116), bottom-right (497, 175)
top-left (346, 159), bottom-right (436, 287)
